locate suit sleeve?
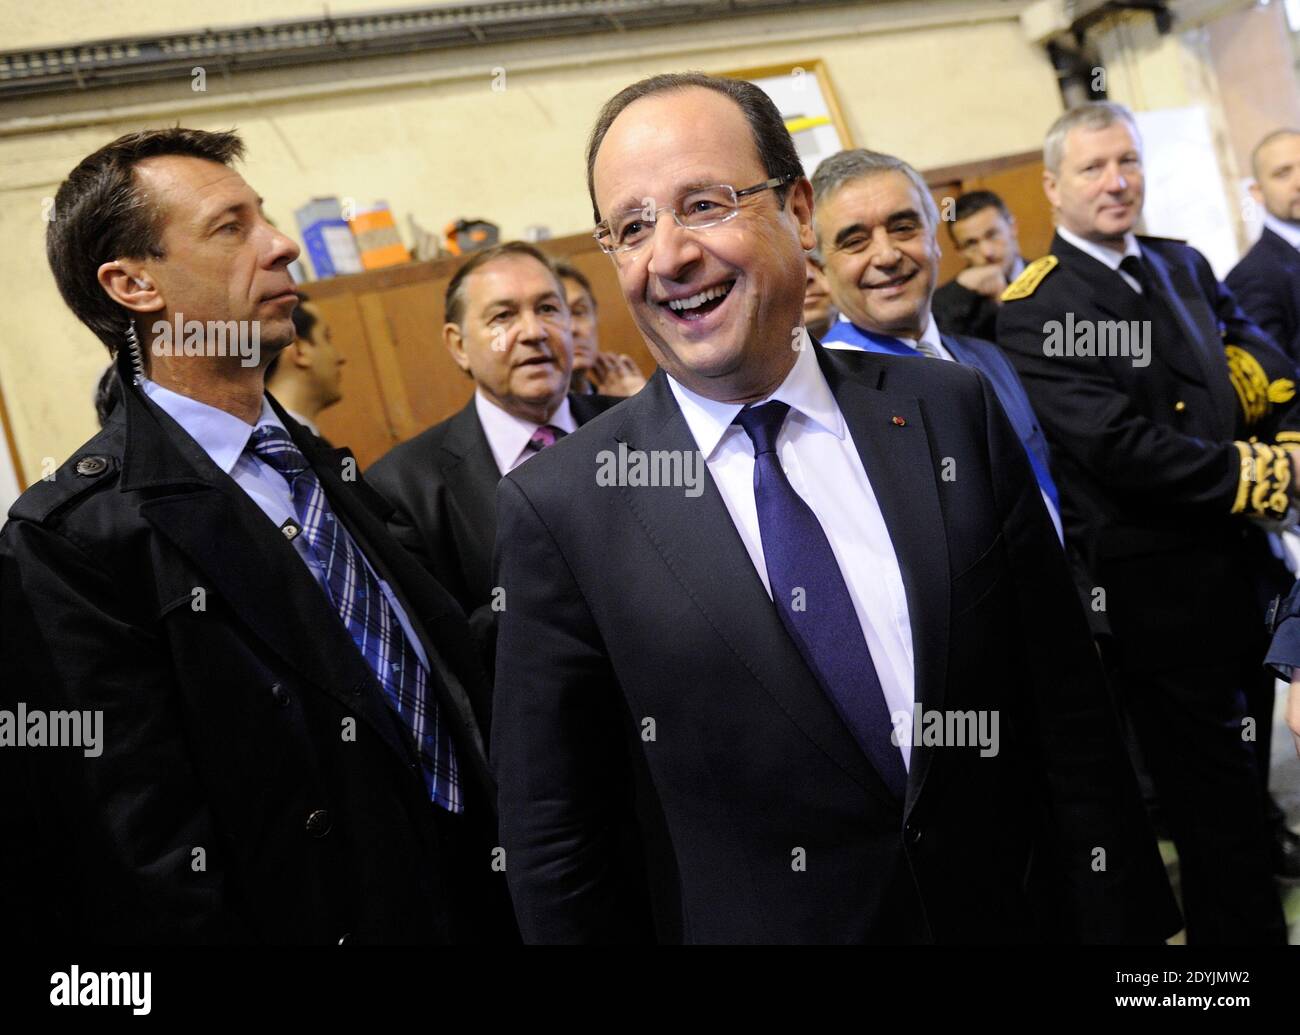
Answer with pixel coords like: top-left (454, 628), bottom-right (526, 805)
top-left (1227, 259), bottom-right (1299, 366)
top-left (931, 281), bottom-right (984, 337)
top-left (0, 520), bottom-right (252, 943)
top-left (975, 372), bottom-right (1181, 943)
top-left (997, 293), bottom-right (1292, 520)
top-left (491, 475), bottom-right (644, 943)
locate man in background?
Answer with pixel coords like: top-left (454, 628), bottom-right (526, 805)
top-left (367, 243), bottom-right (619, 673)
top-left (264, 291), bottom-right (346, 442)
top-left (554, 260), bottom-right (648, 397)
top-left (932, 190), bottom-right (1026, 343)
top-left (802, 248), bottom-right (837, 339)
top-left (1227, 129), bottom-right (1300, 364)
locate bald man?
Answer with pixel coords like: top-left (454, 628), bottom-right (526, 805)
top-left (1227, 129), bottom-right (1300, 363)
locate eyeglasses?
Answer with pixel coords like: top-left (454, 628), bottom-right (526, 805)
top-left (592, 174), bottom-right (799, 256)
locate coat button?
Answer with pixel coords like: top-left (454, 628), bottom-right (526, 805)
top-left (305, 809), bottom-right (332, 837)
top-left (337, 932), bottom-right (352, 946)
top-left (74, 455), bottom-right (108, 476)
top-left (270, 682), bottom-right (290, 708)
top-left (906, 825), bottom-right (922, 846)
top-left (1174, 400), bottom-right (1186, 412)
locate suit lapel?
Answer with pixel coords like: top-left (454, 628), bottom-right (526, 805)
top-left (1142, 244), bottom-right (1235, 436)
top-left (611, 371), bottom-right (897, 808)
top-left (438, 403), bottom-right (501, 600)
top-left (816, 350), bottom-right (950, 816)
top-left (1052, 234), bottom-right (1208, 389)
top-left (122, 390), bottom-right (419, 768)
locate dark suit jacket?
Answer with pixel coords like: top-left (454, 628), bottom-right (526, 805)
top-left (997, 233), bottom-right (1299, 674)
top-left (0, 354), bottom-right (501, 944)
top-left (491, 342), bottom-right (1178, 944)
top-left (932, 277), bottom-right (1001, 343)
top-left (1226, 226), bottom-right (1300, 365)
top-left (365, 392), bottom-right (621, 668)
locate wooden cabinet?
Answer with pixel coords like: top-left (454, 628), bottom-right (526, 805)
top-left (303, 232), bottom-right (654, 469)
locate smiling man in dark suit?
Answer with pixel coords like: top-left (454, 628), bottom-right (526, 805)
top-left (0, 128), bottom-right (505, 944)
top-left (1227, 129), bottom-right (1300, 364)
top-left (490, 72), bottom-right (1177, 945)
top-left (366, 242), bottom-right (619, 668)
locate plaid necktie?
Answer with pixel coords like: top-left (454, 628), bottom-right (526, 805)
top-left (247, 425), bottom-right (461, 813)
top-left (913, 338), bottom-right (940, 358)
top-left (525, 424), bottom-right (567, 452)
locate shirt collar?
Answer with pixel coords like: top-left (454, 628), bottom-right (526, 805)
top-left (140, 378), bottom-right (282, 474)
top-left (474, 390), bottom-right (577, 474)
top-left (1263, 212), bottom-right (1300, 251)
top-left (667, 334), bottom-right (845, 461)
top-left (1057, 224), bottom-right (1141, 271)
top-left (820, 309), bottom-right (950, 361)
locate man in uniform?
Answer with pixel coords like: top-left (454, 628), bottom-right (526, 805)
top-left (997, 101), bottom-right (1300, 943)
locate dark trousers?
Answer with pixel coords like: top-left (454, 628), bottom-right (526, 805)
top-left (1121, 657), bottom-right (1286, 944)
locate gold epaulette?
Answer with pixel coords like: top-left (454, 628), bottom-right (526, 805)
top-left (1001, 255), bottom-right (1059, 302)
top-left (1224, 344), bottom-right (1295, 427)
top-left (1231, 441), bottom-right (1292, 518)
top-left (1278, 431), bottom-right (1300, 445)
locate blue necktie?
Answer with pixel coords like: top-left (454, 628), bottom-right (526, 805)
top-left (734, 401), bottom-right (908, 800)
top-left (248, 425), bottom-right (462, 813)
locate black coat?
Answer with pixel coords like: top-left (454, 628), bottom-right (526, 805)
top-left (0, 360), bottom-right (502, 944)
top-left (491, 343), bottom-right (1178, 944)
top-left (365, 392), bottom-right (622, 663)
top-left (1226, 226), bottom-right (1300, 365)
top-left (996, 233), bottom-right (1299, 673)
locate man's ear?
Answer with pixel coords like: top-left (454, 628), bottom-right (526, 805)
top-left (790, 177), bottom-right (816, 252)
top-left (1248, 182), bottom-right (1264, 210)
top-left (1042, 169), bottom-right (1060, 212)
top-left (444, 322), bottom-right (472, 376)
top-left (97, 261), bottom-right (164, 314)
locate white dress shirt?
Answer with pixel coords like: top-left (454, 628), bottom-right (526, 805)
top-left (1057, 225), bottom-right (1143, 293)
top-left (1263, 212), bottom-right (1300, 251)
top-left (475, 390), bottom-right (578, 476)
top-left (667, 340), bottom-right (916, 768)
top-left (141, 378), bottom-right (428, 667)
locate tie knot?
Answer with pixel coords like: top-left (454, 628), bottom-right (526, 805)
top-left (733, 400), bottom-right (791, 456)
top-left (526, 424), bottom-right (567, 452)
top-left (247, 424), bottom-right (309, 482)
top-left (1119, 254), bottom-right (1145, 281)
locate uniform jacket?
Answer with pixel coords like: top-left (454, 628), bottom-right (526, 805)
top-left (996, 233), bottom-right (1299, 672)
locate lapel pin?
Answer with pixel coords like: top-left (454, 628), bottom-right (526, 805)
top-left (891, 416), bottom-right (906, 427)
top-left (280, 518), bottom-right (302, 541)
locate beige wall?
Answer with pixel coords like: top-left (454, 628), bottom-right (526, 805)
top-left (0, 0), bottom-right (1063, 485)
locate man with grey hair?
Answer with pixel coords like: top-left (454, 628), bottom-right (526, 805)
top-left (997, 101), bottom-right (1300, 942)
top-left (1227, 128), bottom-right (1300, 362)
top-left (811, 148), bottom-right (1062, 543)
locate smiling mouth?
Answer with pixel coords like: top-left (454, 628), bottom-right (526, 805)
top-left (865, 270), bottom-right (916, 291)
top-left (661, 281), bottom-right (735, 320)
